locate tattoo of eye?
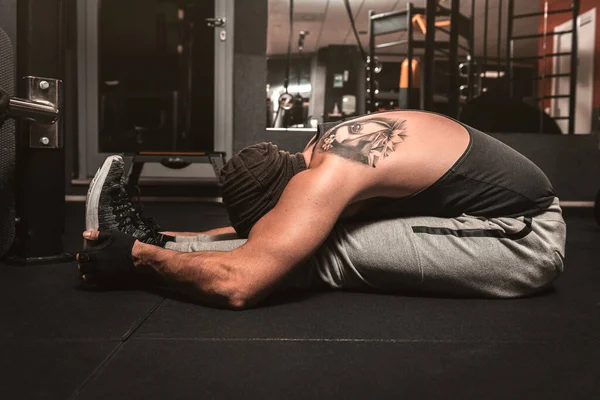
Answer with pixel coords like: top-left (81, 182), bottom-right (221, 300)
top-left (349, 123), bottom-right (363, 134)
top-left (318, 117), bottom-right (408, 167)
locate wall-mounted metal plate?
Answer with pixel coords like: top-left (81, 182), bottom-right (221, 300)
top-left (24, 76), bottom-right (62, 149)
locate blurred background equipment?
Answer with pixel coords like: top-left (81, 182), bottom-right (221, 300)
top-left (266, 0), bottom-right (590, 135)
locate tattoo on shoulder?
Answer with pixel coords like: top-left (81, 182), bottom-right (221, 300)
top-left (317, 117), bottom-right (408, 167)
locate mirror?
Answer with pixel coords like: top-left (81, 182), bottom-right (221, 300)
top-left (266, 0), bottom-right (589, 134)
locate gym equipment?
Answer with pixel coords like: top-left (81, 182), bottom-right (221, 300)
top-left (0, 0), bottom-right (71, 265)
top-left (272, 0), bottom-right (295, 128)
top-left (459, 91), bottom-right (562, 134)
top-left (506, 0), bottom-right (580, 135)
top-left (595, 190), bottom-right (600, 226)
top-left (0, 77), bottom-right (69, 263)
top-left (367, 0), bottom-right (473, 116)
top-left (398, 58), bottom-right (420, 109)
top-left (0, 27), bottom-right (15, 259)
top-left (99, 0), bottom-right (216, 152)
top-left (125, 151), bottom-right (226, 188)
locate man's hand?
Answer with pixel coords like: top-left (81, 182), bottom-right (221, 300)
top-left (76, 230), bottom-right (139, 287)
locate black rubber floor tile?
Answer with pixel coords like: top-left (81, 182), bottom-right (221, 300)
top-left (0, 340), bottom-right (117, 400)
top-left (77, 339), bottom-right (600, 400)
top-left (0, 262), bottom-right (163, 340)
top-left (562, 216), bottom-right (600, 249)
top-left (135, 286), bottom-right (597, 342)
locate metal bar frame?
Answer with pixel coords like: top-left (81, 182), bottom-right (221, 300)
top-left (540, 1), bottom-right (548, 134)
top-left (482, 0), bottom-right (489, 92)
top-left (512, 30), bottom-right (573, 40)
top-left (423, 0), bottom-right (437, 111)
top-left (497, 0), bottom-right (503, 78)
top-left (375, 39), bottom-right (409, 49)
top-left (468, 0), bottom-right (475, 100)
top-left (7, 97), bottom-right (59, 124)
top-left (13, 0), bottom-right (69, 262)
top-left (514, 8), bottom-right (575, 19)
top-left (506, 0), bottom-right (514, 97)
top-left (568, 0), bottom-right (579, 134)
top-left (368, 10), bottom-right (376, 112)
top-left (406, 2), bottom-right (414, 109)
top-left (76, 0), bottom-right (231, 180)
top-left (448, 0), bottom-right (460, 118)
top-left (511, 52), bottom-right (571, 61)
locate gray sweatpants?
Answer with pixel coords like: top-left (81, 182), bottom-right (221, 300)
top-left (166, 198), bottom-right (566, 298)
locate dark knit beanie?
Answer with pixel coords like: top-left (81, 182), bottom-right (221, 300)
top-left (219, 142), bottom-right (307, 238)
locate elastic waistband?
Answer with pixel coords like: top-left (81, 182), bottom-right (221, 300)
top-left (532, 197), bottom-right (563, 221)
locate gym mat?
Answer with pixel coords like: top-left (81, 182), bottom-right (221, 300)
top-left (77, 340), bottom-right (599, 400)
top-left (0, 340), bottom-right (117, 400)
top-left (0, 262), bottom-right (164, 340)
top-left (0, 202), bottom-right (598, 399)
top-left (134, 287), bottom-right (597, 342)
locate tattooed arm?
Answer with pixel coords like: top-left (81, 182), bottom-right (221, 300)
top-left (132, 160), bottom-right (365, 309)
top-left (132, 114), bottom-right (408, 309)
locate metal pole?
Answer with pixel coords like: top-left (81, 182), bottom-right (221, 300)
top-left (12, 0), bottom-right (69, 263)
top-left (7, 98), bottom-right (59, 124)
top-left (407, 3), bottom-right (413, 109)
top-left (468, 0), bottom-right (475, 100)
top-left (497, 0), bottom-right (503, 77)
top-left (568, 0), bottom-right (579, 134)
top-left (368, 10), bottom-right (376, 112)
top-left (449, 0), bottom-right (460, 118)
top-left (541, 1), bottom-right (548, 134)
top-left (506, 0), bottom-right (514, 98)
top-left (483, 0), bottom-right (489, 91)
top-left (423, 0), bottom-right (437, 111)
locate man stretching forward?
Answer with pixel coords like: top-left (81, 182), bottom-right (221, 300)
top-left (77, 111), bottom-right (566, 309)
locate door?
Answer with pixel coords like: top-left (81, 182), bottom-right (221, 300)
top-left (97, 0), bottom-right (215, 153)
top-left (551, 8), bottom-right (596, 134)
top-left (1, 0), bottom-right (69, 258)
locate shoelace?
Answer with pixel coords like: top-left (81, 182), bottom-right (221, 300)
top-left (112, 188), bottom-right (140, 230)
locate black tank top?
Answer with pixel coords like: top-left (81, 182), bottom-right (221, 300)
top-left (315, 112), bottom-right (556, 220)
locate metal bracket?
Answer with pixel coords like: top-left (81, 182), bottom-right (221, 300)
top-left (206, 17), bottom-right (226, 28)
top-left (208, 152), bottom-right (226, 178)
top-left (7, 76), bottom-right (62, 149)
top-left (459, 84), bottom-right (479, 99)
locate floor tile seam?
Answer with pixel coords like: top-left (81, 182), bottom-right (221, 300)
top-left (0, 337), bottom-right (124, 344)
top-left (126, 337), bottom-right (570, 345)
top-left (67, 341), bottom-right (125, 400)
top-left (120, 297), bottom-right (167, 342)
top-left (66, 299), bottom-right (166, 400)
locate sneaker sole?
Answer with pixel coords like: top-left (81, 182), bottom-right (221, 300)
top-left (85, 155), bottom-right (124, 231)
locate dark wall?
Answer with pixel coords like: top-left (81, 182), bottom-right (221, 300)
top-left (259, 129), bottom-right (600, 202)
top-left (233, 0), bottom-right (268, 152)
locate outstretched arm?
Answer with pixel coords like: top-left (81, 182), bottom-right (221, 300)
top-left (131, 161), bottom-right (364, 309)
top-left (160, 226), bottom-right (238, 240)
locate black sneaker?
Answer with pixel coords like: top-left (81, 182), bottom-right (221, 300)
top-left (85, 155), bottom-right (169, 247)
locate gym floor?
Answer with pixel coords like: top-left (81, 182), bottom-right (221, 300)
top-left (1, 201), bottom-right (599, 399)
